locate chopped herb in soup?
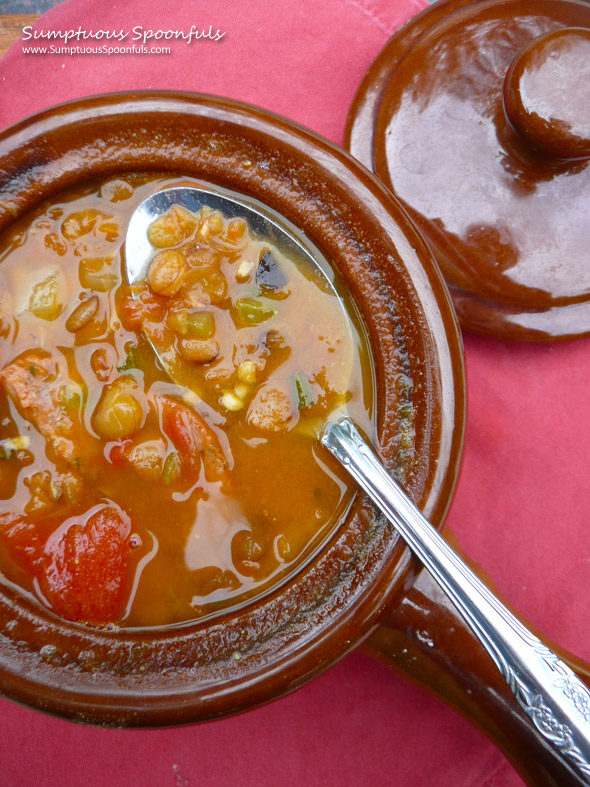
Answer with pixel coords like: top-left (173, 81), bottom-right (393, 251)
top-left (0, 175), bottom-right (373, 628)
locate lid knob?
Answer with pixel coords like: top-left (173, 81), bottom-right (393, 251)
top-left (503, 27), bottom-right (590, 160)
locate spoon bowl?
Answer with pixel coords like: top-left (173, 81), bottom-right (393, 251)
top-left (125, 184), bottom-right (349, 394)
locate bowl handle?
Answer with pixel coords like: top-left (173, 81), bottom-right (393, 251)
top-left (368, 563), bottom-right (590, 787)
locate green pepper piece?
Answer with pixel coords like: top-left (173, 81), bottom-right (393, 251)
top-left (58, 384), bottom-right (81, 411)
top-left (162, 451), bottom-right (182, 485)
top-left (234, 298), bottom-right (276, 325)
top-left (293, 371), bottom-right (315, 410)
top-left (184, 311), bottom-right (216, 338)
top-left (117, 344), bottom-right (141, 372)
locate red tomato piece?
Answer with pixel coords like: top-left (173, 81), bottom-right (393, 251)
top-left (0, 350), bottom-right (78, 464)
top-left (1, 505), bottom-right (132, 624)
top-left (108, 440), bottom-right (133, 467)
top-left (0, 512), bottom-right (42, 573)
top-left (119, 289), bottom-right (165, 331)
top-left (40, 505), bottom-right (131, 623)
top-left (159, 396), bottom-right (228, 483)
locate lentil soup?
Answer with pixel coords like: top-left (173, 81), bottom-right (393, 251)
top-left (0, 174), bottom-right (374, 628)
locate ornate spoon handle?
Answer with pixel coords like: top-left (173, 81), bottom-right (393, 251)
top-left (323, 418), bottom-right (590, 785)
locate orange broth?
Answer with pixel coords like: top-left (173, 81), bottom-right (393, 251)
top-left (0, 174), bottom-right (374, 628)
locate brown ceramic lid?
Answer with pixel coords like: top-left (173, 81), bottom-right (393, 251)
top-left (346, 0), bottom-right (590, 341)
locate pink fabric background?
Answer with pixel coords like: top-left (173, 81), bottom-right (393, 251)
top-left (1, 0), bottom-right (589, 784)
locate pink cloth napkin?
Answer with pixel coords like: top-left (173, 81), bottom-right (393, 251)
top-left (1, 0), bottom-right (588, 784)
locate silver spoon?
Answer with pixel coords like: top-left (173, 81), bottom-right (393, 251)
top-left (126, 186), bottom-right (590, 785)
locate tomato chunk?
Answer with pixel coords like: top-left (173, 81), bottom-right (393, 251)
top-left (119, 287), bottom-right (165, 331)
top-left (41, 505), bottom-right (131, 622)
top-left (0, 350), bottom-right (78, 464)
top-left (108, 439), bottom-right (133, 467)
top-left (159, 396), bottom-right (228, 483)
top-left (0, 512), bottom-right (42, 573)
top-left (0, 504), bottom-right (132, 623)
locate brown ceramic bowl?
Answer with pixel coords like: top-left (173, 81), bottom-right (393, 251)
top-left (0, 92), bottom-right (465, 727)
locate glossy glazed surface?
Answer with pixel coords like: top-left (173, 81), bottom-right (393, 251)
top-left (346, 0), bottom-right (590, 341)
top-left (372, 569), bottom-right (590, 787)
top-left (0, 92), bottom-right (465, 726)
top-left (504, 28), bottom-right (590, 161)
